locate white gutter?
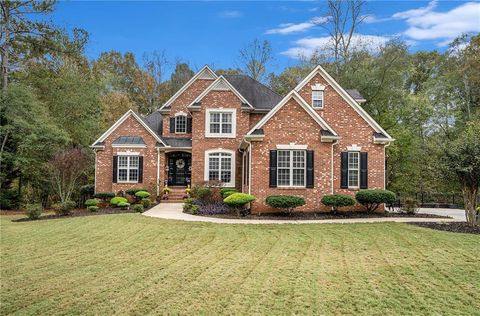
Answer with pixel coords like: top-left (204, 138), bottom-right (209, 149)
top-left (384, 142), bottom-right (391, 189)
top-left (156, 147), bottom-right (160, 197)
top-left (94, 150), bottom-right (97, 194)
top-left (331, 140), bottom-right (339, 194)
top-left (244, 139), bottom-right (252, 195)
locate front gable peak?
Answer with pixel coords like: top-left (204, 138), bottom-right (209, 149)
top-left (188, 76), bottom-right (253, 108)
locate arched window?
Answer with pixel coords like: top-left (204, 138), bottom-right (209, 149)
top-left (175, 114), bottom-right (187, 133)
top-left (204, 149), bottom-right (235, 186)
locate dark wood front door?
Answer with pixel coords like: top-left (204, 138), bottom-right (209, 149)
top-left (168, 152), bottom-right (191, 186)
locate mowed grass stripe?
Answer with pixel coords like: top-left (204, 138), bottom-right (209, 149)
top-left (1, 215), bottom-right (479, 315)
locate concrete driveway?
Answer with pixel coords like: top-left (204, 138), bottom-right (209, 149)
top-left (143, 203), bottom-right (465, 225)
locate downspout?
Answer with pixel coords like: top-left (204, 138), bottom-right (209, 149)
top-left (331, 140), bottom-right (339, 194)
top-left (94, 150), bottom-right (97, 194)
top-left (156, 147), bottom-right (160, 197)
top-left (384, 142), bottom-right (391, 190)
top-left (244, 139), bottom-right (252, 195)
top-left (241, 149), bottom-right (245, 193)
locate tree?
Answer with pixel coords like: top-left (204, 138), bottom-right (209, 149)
top-left (0, 0), bottom-right (62, 90)
top-left (49, 147), bottom-right (91, 203)
top-left (170, 62), bottom-right (194, 93)
top-left (100, 91), bottom-right (137, 130)
top-left (237, 38), bottom-right (273, 82)
top-left (268, 66), bottom-right (311, 95)
top-left (443, 122), bottom-right (480, 226)
top-left (216, 68), bottom-right (242, 75)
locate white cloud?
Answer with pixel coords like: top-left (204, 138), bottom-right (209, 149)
top-left (393, 1), bottom-right (480, 45)
top-left (308, 7), bottom-right (319, 12)
top-left (265, 16), bottom-right (328, 35)
top-left (219, 10), bottom-right (242, 18)
top-left (362, 14), bottom-right (392, 24)
top-left (281, 34), bottom-right (391, 59)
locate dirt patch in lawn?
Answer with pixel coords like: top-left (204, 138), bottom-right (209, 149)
top-left (195, 211), bottom-right (451, 221)
top-left (410, 222), bottom-right (480, 234)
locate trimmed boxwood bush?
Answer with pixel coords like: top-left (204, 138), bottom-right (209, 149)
top-left (53, 200), bottom-right (76, 215)
top-left (117, 201), bottom-right (130, 209)
top-left (141, 198), bottom-right (151, 208)
top-left (80, 184), bottom-right (95, 197)
top-left (191, 186), bottom-right (212, 202)
top-left (110, 196), bottom-right (128, 206)
top-left (321, 194), bottom-right (356, 213)
top-left (183, 198), bottom-right (200, 214)
top-left (266, 195), bottom-right (305, 214)
top-left (85, 198), bottom-right (100, 207)
top-left (94, 192), bottom-right (115, 200)
top-left (222, 190), bottom-right (238, 199)
top-left (87, 205), bottom-right (99, 212)
top-left (25, 203), bottom-right (42, 220)
top-left (133, 204), bottom-right (144, 213)
top-left (223, 193), bottom-right (256, 217)
top-left (355, 189), bottom-right (396, 213)
top-left (135, 191), bottom-right (151, 199)
top-left (220, 187), bottom-right (237, 195)
top-left (126, 188), bottom-right (148, 196)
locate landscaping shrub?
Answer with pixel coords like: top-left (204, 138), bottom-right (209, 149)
top-left (197, 201), bottom-right (230, 215)
top-left (80, 184), bottom-right (95, 198)
top-left (87, 206), bottom-right (99, 212)
top-left (133, 204), bottom-right (144, 213)
top-left (0, 189), bottom-right (20, 210)
top-left (183, 198), bottom-right (200, 215)
top-left (191, 186), bottom-right (212, 202)
top-left (25, 203), bottom-right (42, 220)
top-left (141, 198), bottom-right (151, 208)
top-left (266, 195), bottom-right (305, 214)
top-left (220, 187), bottom-right (237, 195)
top-left (400, 197), bottom-right (420, 215)
top-left (222, 190), bottom-right (238, 199)
top-left (224, 193), bottom-right (256, 217)
top-left (84, 198), bottom-right (100, 207)
top-left (94, 192), bottom-right (115, 201)
top-left (53, 200), bottom-right (76, 215)
top-left (321, 194), bottom-right (356, 213)
top-left (126, 188), bottom-right (148, 196)
top-left (135, 191), bottom-right (151, 199)
top-left (110, 196), bottom-right (128, 207)
top-left (355, 189), bottom-right (396, 213)
top-left (117, 201), bottom-right (130, 209)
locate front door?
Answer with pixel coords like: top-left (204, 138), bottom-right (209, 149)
top-left (168, 152), bottom-right (191, 186)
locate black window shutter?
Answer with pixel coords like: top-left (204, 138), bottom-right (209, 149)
top-left (138, 156), bottom-right (144, 183)
top-left (112, 156), bottom-right (118, 183)
top-left (269, 150), bottom-right (277, 188)
top-left (187, 117), bottom-right (192, 133)
top-left (340, 152), bottom-right (348, 189)
top-left (360, 152), bottom-right (368, 189)
top-left (306, 150), bottom-right (314, 188)
top-left (170, 117), bottom-right (175, 133)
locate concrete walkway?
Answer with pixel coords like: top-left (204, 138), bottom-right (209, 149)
top-left (143, 203), bottom-right (465, 225)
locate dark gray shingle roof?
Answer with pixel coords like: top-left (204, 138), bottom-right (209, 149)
top-left (142, 111), bottom-right (163, 136)
top-left (373, 132), bottom-right (389, 139)
top-left (321, 130), bottom-right (335, 137)
top-left (113, 136), bottom-right (145, 145)
top-left (162, 138), bottom-right (192, 148)
top-left (251, 129), bottom-right (264, 135)
top-left (346, 89), bottom-right (366, 101)
top-left (223, 74), bottom-right (282, 110)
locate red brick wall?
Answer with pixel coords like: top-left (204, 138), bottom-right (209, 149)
top-left (249, 113), bottom-right (265, 129)
top-left (249, 97), bottom-right (333, 213)
top-left (191, 89), bottom-right (250, 189)
top-left (297, 73), bottom-right (385, 195)
top-left (162, 79), bottom-right (214, 138)
top-left (95, 115), bottom-right (160, 196)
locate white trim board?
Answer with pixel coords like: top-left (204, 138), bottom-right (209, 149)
top-left (91, 109), bottom-right (168, 147)
top-left (190, 76), bottom-right (253, 108)
top-left (294, 65), bottom-right (394, 140)
top-left (158, 65), bottom-right (218, 111)
top-left (247, 90), bottom-right (338, 136)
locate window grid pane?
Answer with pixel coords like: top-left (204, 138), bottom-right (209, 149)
top-left (312, 90), bottom-right (324, 108)
top-left (277, 150), bottom-right (306, 187)
top-left (175, 115), bottom-right (187, 133)
top-left (348, 152), bottom-right (359, 187)
top-left (208, 152), bottom-right (232, 183)
top-left (209, 112), bottom-right (234, 135)
top-left (118, 156), bottom-right (139, 182)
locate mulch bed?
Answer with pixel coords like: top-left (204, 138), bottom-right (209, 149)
top-left (11, 207), bottom-right (150, 222)
top-left (196, 211), bottom-right (451, 220)
top-left (410, 222), bottom-right (480, 235)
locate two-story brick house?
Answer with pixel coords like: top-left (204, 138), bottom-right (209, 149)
top-left (92, 65), bottom-right (394, 213)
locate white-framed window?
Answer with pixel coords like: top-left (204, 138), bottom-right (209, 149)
top-left (118, 155), bottom-right (139, 183)
top-left (205, 109), bottom-right (236, 138)
top-left (277, 150), bottom-right (306, 187)
top-left (312, 90), bottom-right (324, 108)
top-left (348, 152), bottom-right (360, 188)
top-left (175, 115), bottom-right (187, 134)
top-left (204, 149), bottom-right (235, 186)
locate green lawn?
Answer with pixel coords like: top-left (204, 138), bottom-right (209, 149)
top-left (1, 214), bottom-right (479, 315)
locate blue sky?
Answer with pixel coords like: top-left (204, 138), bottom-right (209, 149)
top-left (52, 1), bottom-right (480, 74)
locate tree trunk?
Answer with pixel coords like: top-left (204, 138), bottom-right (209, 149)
top-left (463, 186), bottom-right (479, 226)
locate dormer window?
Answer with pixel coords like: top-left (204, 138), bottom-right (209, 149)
top-left (175, 115), bottom-right (187, 133)
top-left (312, 90), bottom-right (324, 108)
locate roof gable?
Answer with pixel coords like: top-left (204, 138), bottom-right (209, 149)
top-left (189, 76), bottom-right (253, 108)
top-left (91, 110), bottom-right (167, 147)
top-left (158, 65), bottom-right (217, 111)
top-left (295, 65), bottom-right (393, 140)
top-left (247, 90), bottom-right (337, 136)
